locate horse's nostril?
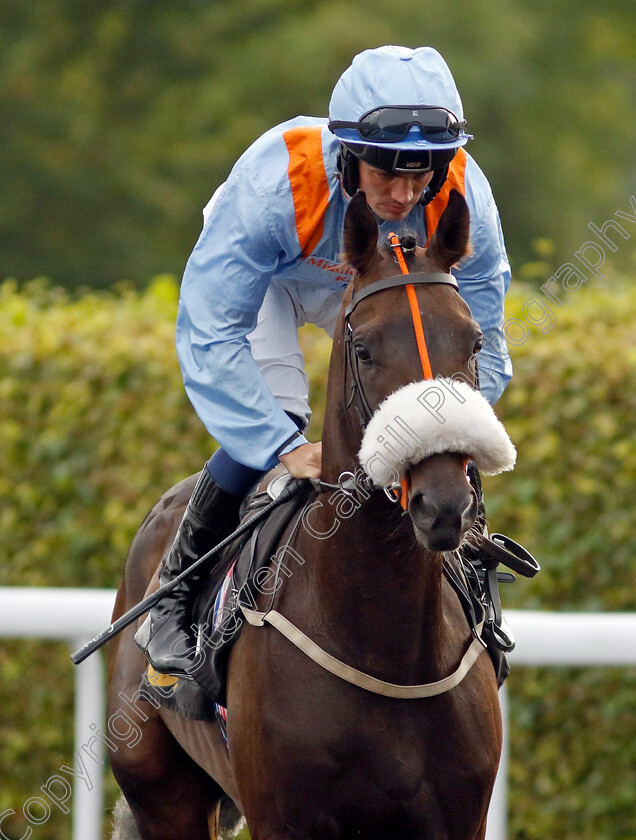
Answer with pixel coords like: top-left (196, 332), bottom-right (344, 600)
top-left (409, 487), bottom-right (476, 552)
top-left (465, 490), bottom-right (479, 524)
top-left (409, 492), bottom-right (437, 534)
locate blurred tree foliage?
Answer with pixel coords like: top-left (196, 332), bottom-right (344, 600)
top-left (1, 0), bottom-right (635, 287)
top-left (0, 272), bottom-right (635, 837)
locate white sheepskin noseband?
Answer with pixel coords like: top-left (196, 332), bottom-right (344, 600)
top-left (358, 377), bottom-right (516, 487)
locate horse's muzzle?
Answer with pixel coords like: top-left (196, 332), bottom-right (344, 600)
top-left (408, 484), bottom-right (478, 551)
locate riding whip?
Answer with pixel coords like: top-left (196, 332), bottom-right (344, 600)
top-left (71, 477), bottom-right (308, 665)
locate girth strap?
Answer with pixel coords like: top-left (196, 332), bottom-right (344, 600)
top-left (240, 604), bottom-right (486, 699)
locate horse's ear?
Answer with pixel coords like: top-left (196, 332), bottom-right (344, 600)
top-left (427, 189), bottom-right (470, 271)
top-left (344, 191), bottom-right (380, 275)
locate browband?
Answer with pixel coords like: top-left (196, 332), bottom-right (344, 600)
top-left (345, 271), bottom-right (458, 318)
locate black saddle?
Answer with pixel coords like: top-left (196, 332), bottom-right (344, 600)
top-left (140, 476), bottom-right (312, 718)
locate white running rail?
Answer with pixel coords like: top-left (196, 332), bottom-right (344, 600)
top-left (0, 588), bottom-right (635, 840)
top-left (0, 588), bottom-right (114, 840)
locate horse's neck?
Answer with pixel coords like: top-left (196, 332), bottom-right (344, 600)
top-left (297, 493), bottom-right (448, 681)
top-left (306, 490), bottom-right (443, 611)
top-left (307, 347), bottom-right (456, 676)
top-left (309, 398), bottom-right (450, 673)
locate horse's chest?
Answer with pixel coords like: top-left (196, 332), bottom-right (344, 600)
top-left (332, 704), bottom-right (476, 786)
top-left (256, 697), bottom-right (488, 821)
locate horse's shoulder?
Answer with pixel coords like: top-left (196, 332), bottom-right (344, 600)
top-left (127, 473), bottom-right (200, 570)
top-left (151, 473), bottom-right (200, 515)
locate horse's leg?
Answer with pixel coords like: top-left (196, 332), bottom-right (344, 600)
top-left (108, 713), bottom-right (223, 840)
top-left (108, 617), bottom-right (225, 840)
top-left (106, 477), bottom-right (244, 838)
top-left (473, 821), bottom-right (488, 840)
top-left (106, 484), bottom-right (224, 840)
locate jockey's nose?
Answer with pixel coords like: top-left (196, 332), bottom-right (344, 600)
top-left (390, 177), bottom-right (415, 206)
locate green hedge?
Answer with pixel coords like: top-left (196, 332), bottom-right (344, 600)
top-left (0, 277), bottom-right (211, 590)
top-left (486, 276), bottom-right (636, 839)
top-left (488, 279), bottom-right (636, 613)
top-left (0, 276), bottom-right (634, 838)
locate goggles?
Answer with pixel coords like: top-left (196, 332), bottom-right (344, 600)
top-left (329, 105), bottom-right (467, 144)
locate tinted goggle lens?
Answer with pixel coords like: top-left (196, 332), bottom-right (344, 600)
top-left (330, 106), bottom-right (467, 144)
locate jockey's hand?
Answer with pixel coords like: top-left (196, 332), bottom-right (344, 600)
top-left (279, 441), bottom-right (322, 479)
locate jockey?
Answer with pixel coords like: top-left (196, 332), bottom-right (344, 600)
top-left (135, 45), bottom-right (513, 676)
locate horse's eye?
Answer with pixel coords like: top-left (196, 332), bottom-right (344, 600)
top-left (473, 335), bottom-right (483, 354)
top-left (354, 343), bottom-right (372, 363)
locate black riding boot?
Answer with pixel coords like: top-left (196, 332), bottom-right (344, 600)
top-left (134, 468), bottom-right (242, 676)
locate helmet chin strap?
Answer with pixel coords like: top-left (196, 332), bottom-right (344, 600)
top-left (417, 165), bottom-right (450, 207)
top-left (336, 145), bottom-right (360, 197)
top-left (387, 233), bottom-right (434, 510)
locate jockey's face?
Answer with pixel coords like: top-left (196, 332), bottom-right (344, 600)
top-left (358, 161), bottom-right (434, 222)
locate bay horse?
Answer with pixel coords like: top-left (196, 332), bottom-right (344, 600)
top-left (107, 189), bottom-right (510, 840)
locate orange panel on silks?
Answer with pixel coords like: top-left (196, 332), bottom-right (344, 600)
top-left (425, 147), bottom-right (467, 244)
top-left (283, 127), bottom-right (331, 257)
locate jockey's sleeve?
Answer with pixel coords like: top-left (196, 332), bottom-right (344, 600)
top-left (453, 155), bottom-right (513, 406)
top-left (176, 155), bottom-right (309, 472)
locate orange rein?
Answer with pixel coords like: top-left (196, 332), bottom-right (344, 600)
top-left (388, 233), bottom-right (434, 510)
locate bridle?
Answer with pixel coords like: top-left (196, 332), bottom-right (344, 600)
top-left (344, 237), bottom-right (459, 429)
top-left (240, 241), bottom-right (532, 700)
top-left (240, 241), bottom-right (510, 700)
top-left (343, 236), bottom-right (461, 505)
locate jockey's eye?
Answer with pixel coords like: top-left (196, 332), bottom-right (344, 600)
top-left (354, 342), bottom-right (373, 364)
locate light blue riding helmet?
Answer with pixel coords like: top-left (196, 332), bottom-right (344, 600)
top-left (328, 46), bottom-right (472, 194)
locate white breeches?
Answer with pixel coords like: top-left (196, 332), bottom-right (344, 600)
top-left (248, 278), bottom-right (344, 426)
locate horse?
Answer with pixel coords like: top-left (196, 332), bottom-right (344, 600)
top-left (106, 188), bottom-right (510, 840)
